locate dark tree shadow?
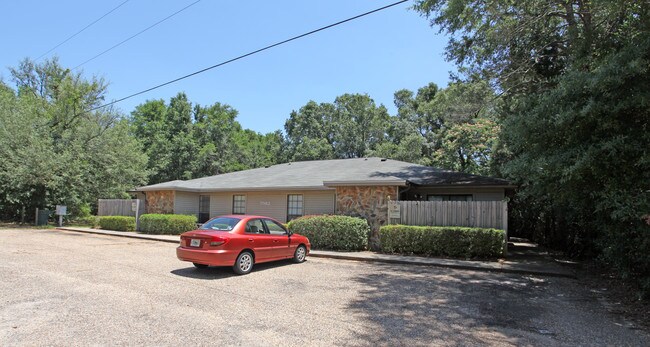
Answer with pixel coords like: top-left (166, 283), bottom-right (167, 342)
top-left (369, 164), bottom-right (510, 186)
top-left (344, 264), bottom-right (553, 345)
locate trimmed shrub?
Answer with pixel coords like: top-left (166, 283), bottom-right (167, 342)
top-left (71, 216), bottom-right (99, 228)
top-left (139, 214), bottom-right (197, 235)
top-left (380, 225), bottom-right (505, 259)
top-left (287, 215), bottom-right (369, 251)
top-left (98, 216), bottom-right (136, 232)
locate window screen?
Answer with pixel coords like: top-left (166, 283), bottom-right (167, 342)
top-left (232, 195), bottom-right (246, 214)
top-left (287, 194), bottom-right (303, 221)
top-left (198, 195), bottom-right (210, 223)
top-left (427, 194), bottom-right (473, 202)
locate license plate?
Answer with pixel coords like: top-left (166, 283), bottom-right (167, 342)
top-left (190, 239), bottom-right (201, 247)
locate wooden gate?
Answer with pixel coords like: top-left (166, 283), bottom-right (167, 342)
top-left (97, 199), bottom-right (145, 217)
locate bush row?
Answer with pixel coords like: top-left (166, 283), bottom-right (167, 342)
top-left (69, 216), bottom-right (99, 228)
top-left (380, 225), bottom-right (505, 259)
top-left (139, 214), bottom-right (197, 235)
top-left (288, 215), bottom-right (369, 251)
top-left (98, 216), bottom-right (136, 232)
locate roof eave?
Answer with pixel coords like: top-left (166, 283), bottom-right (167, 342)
top-left (323, 180), bottom-right (408, 187)
top-left (412, 183), bottom-right (517, 189)
top-left (134, 185), bottom-right (335, 193)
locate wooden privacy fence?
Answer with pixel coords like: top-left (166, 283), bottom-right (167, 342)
top-left (98, 199), bottom-right (145, 217)
top-left (389, 200), bottom-right (507, 231)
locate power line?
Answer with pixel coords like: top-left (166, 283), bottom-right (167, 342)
top-left (87, 0), bottom-right (409, 113)
top-left (73, 0), bottom-right (202, 70)
top-left (36, 0), bottom-right (130, 61)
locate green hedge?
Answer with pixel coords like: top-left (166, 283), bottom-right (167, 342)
top-left (380, 225), bottom-right (505, 259)
top-left (139, 214), bottom-right (197, 235)
top-left (98, 216), bottom-right (136, 232)
top-left (71, 216), bottom-right (99, 228)
top-left (287, 215), bottom-right (369, 251)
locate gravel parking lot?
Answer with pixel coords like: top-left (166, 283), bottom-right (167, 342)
top-left (1, 229), bottom-right (648, 346)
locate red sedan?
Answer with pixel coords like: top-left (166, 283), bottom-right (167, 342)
top-left (177, 215), bottom-right (311, 275)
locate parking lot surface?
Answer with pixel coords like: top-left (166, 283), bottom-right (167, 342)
top-left (1, 229), bottom-right (648, 346)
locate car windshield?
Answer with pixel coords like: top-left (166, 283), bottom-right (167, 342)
top-left (200, 217), bottom-right (241, 231)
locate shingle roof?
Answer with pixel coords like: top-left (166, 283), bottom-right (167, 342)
top-left (135, 157), bottom-right (514, 192)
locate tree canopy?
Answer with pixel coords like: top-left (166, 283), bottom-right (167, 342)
top-left (415, 0), bottom-right (650, 295)
top-left (131, 93), bottom-right (285, 184)
top-left (0, 58), bottom-right (148, 219)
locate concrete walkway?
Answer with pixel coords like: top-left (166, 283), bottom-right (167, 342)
top-left (57, 226), bottom-right (576, 278)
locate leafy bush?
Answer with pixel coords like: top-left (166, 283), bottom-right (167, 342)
top-left (70, 216), bottom-right (99, 228)
top-left (139, 214), bottom-right (197, 235)
top-left (98, 216), bottom-right (136, 232)
top-left (597, 221), bottom-right (650, 299)
top-left (75, 203), bottom-right (93, 218)
top-left (287, 215), bottom-right (369, 251)
top-left (380, 225), bottom-right (505, 259)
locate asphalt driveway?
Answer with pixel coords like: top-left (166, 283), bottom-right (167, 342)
top-left (1, 229), bottom-right (647, 346)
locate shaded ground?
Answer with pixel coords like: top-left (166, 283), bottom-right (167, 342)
top-left (0, 229), bottom-right (648, 346)
top-left (509, 239), bottom-right (649, 332)
top-left (576, 262), bottom-right (650, 331)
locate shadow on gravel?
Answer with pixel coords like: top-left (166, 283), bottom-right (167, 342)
top-left (171, 260), bottom-right (295, 280)
top-left (345, 264), bottom-right (552, 345)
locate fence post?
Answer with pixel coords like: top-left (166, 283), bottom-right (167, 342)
top-left (502, 200), bottom-right (508, 256)
top-left (135, 199), bottom-right (140, 231)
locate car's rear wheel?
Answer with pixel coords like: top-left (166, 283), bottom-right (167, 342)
top-left (292, 245), bottom-right (307, 263)
top-left (233, 251), bottom-right (254, 275)
top-left (193, 262), bottom-right (208, 269)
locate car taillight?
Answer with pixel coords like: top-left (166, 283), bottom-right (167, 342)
top-left (209, 236), bottom-right (228, 247)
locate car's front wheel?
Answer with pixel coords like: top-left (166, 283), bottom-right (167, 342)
top-left (193, 262), bottom-right (208, 269)
top-left (292, 245), bottom-right (307, 263)
top-left (233, 251), bottom-right (254, 275)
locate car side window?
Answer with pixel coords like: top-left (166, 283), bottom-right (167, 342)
top-left (264, 219), bottom-right (287, 235)
top-left (245, 219), bottom-right (266, 234)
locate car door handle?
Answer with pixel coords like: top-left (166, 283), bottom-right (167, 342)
top-left (273, 240), bottom-right (279, 243)
top-left (248, 239), bottom-right (254, 242)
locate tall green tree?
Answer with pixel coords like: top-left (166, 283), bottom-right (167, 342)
top-left (0, 58), bottom-right (148, 219)
top-left (433, 118), bottom-right (499, 175)
top-left (332, 93), bottom-right (390, 158)
top-left (377, 81), bottom-right (499, 173)
top-left (284, 101), bottom-right (336, 161)
top-left (415, 0), bottom-right (650, 294)
top-left (284, 94), bottom-right (390, 160)
top-left (132, 95), bottom-right (284, 183)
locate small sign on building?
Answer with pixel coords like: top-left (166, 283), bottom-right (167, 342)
top-left (388, 201), bottom-right (401, 219)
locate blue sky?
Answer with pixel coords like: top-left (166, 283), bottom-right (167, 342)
top-left (0, 0), bottom-right (454, 134)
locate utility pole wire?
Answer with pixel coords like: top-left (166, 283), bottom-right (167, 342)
top-left (87, 0), bottom-right (408, 112)
top-left (73, 0), bottom-right (202, 70)
top-left (37, 0), bottom-right (130, 61)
